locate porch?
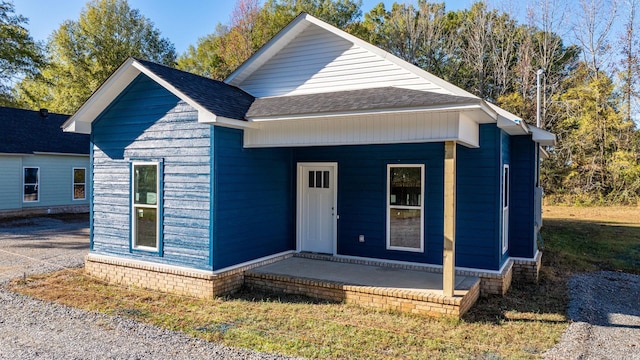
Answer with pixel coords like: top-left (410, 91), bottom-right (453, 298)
top-left (245, 254), bottom-right (481, 318)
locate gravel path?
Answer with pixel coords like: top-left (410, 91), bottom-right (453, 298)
top-left (544, 271), bottom-right (640, 360)
top-left (0, 216), bottom-right (297, 360)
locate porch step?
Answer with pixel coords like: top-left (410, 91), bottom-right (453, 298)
top-left (245, 257), bottom-right (480, 317)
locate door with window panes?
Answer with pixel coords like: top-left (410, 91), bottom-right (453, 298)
top-left (298, 163), bottom-right (336, 254)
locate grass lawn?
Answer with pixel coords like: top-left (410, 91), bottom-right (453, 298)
top-left (7, 206), bottom-right (640, 359)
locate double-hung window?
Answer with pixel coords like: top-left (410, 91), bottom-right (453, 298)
top-left (73, 168), bottom-right (86, 200)
top-left (387, 164), bottom-right (424, 252)
top-left (132, 162), bottom-right (160, 251)
top-left (23, 167), bottom-right (39, 202)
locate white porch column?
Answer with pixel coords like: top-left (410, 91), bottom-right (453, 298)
top-left (443, 141), bottom-right (456, 297)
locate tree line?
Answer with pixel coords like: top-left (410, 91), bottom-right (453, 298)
top-left (1, 0), bottom-right (639, 204)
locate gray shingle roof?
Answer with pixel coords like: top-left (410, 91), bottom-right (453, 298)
top-left (246, 87), bottom-right (481, 118)
top-left (0, 107), bottom-right (89, 155)
top-left (134, 58), bottom-right (254, 121)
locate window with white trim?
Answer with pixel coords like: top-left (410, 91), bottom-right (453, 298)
top-left (387, 164), bottom-right (424, 252)
top-left (73, 168), bottom-right (86, 200)
top-left (132, 162), bottom-right (159, 251)
top-left (23, 167), bottom-right (39, 202)
top-left (502, 164), bottom-right (510, 253)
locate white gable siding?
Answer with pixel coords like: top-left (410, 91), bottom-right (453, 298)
top-left (244, 111), bottom-right (480, 148)
top-left (238, 26), bottom-right (450, 97)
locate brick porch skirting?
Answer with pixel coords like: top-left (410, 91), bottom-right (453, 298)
top-left (244, 271), bottom-right (481, 318)
top-left (84, 252), bottom-right (293, 298)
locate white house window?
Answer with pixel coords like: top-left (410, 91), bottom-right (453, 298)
top-left (387, 164), bottom-right (424, 252)
top-left (23, 167), bottom-right (39, 202)
top-left (502, 164), bottom-right (510, 253)
top-left (73, 168), bottom-right (86, 200)
top-left (132, 162), bottom-right (160, 251)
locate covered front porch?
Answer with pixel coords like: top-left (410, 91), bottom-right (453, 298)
top-left (245, 253), bottom-right (481, 318)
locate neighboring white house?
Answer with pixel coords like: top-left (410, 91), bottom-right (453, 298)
top-left (0, 106), bottom-right (90, 217)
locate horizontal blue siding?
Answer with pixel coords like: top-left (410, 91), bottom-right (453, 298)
top-left (213, 127), bottom-right (293, 270)
top-left (500, 130), bottom-right (511, 266)
top-left (294, 142), bottom-right (445, 265)
top-left (509, 135), bottom-right (536, 258)
top-left (456, 124), bottom-right (502, 270)
top-left (91, 75), bottom-right (212, 270)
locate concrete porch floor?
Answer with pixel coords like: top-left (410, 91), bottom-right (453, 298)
top-left (244, 256), bottom-right (481, 317)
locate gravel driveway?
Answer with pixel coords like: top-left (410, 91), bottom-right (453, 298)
top-left (544, 271), bottom-right (640, 360)
top-left (0, 216), bottom-right (296, 360)
top-left (2, 216), bottom-right (639, 359)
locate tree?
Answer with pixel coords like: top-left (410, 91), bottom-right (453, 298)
top-left (15, 0), bottom-right (176, 113)
top-left (0, 0), bottom-right (44, 106)
top-left (177, 0), bottom-right (362, 80)
top-left (618, 0), bottom-right (640, 124)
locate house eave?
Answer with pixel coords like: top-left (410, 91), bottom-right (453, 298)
top-left (198, 113), bottom-right (256, 129)
top-left (62, 58), bottom-right (140, 134)
top-left (32, 152), bottom-right (89, 157)
top-left (247, 103), bottom-right (485, 122)
top-left (529, 126), bottom-right (556, 146)
top-left (62, 58), bottom-right (226, 134)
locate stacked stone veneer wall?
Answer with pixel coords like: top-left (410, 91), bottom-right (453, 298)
top-left (85, 253), bottom-right (293, 298)
top-left (244, 271), bottom-right (480, 317)
top-left (512, 251), bottom-right (543, 283)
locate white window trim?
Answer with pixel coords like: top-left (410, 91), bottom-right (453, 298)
top-left (131, 161), bottom-right (160, 252)
top-left (502, 164), bottom-right (510, 253)
top-left (23, 166), bottom-right (40, 203)
top-left (72, 167), bottom-right (87, 201)
top-left (386, 164), bottom-right (425, 252)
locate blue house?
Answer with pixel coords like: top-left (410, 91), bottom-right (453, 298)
top-left (0, 106), bottom-right (90, 217)
top-left (63, 14), bottom-right (554, 305)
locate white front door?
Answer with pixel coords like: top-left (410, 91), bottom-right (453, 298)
top-left (298, 163), bottom-right (337, 254)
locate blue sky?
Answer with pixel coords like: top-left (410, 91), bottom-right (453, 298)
top-left (13, 0), bottom-right (478, 55)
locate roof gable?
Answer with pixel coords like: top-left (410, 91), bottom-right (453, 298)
top-left (226, 13), bottom-right (477, 98)
top-left (63, 58), bottom-right (255, 134)
top-left (0, 107), bottom-right (89, 155)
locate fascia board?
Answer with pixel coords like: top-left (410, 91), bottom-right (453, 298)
top-left (62, 58), bottom-right (139, 134)
top-left (131, 61), bottom-right (219, 124)
top-left (225, 14), bottom-right (310, 86)
top-left (530, 126), bottom-right (556, 146)
top-left (247, 103), bottom-right (484, 122)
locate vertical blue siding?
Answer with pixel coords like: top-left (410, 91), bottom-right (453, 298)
top-left (91, 74), bottom-right (212, 270)
top-left (213, 127), bottom-right (293, 270)
top-left (509, 135), bottom-right (536, 258)
top-left (456, 125), bottom-right (502, 270)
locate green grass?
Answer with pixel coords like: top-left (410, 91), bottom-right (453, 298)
top-left (541, 206), bottom-right (640, 274)
top-left (6, 206), bottom-right (640, 359)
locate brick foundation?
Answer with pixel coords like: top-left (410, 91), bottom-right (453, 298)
top-left (512, 251), bottom-right (542, 283)
top-left (85, 251), bottom-right (529, 317)
top-left (0, 205), bottom-right (89, 219)
top-left (244, 271), bottom-right (480, 317)
top-left (85, 252), bottom-right (293, 298)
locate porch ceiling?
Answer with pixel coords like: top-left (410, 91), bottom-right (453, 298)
top-left (244, 107), bottom-right (489, 148)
